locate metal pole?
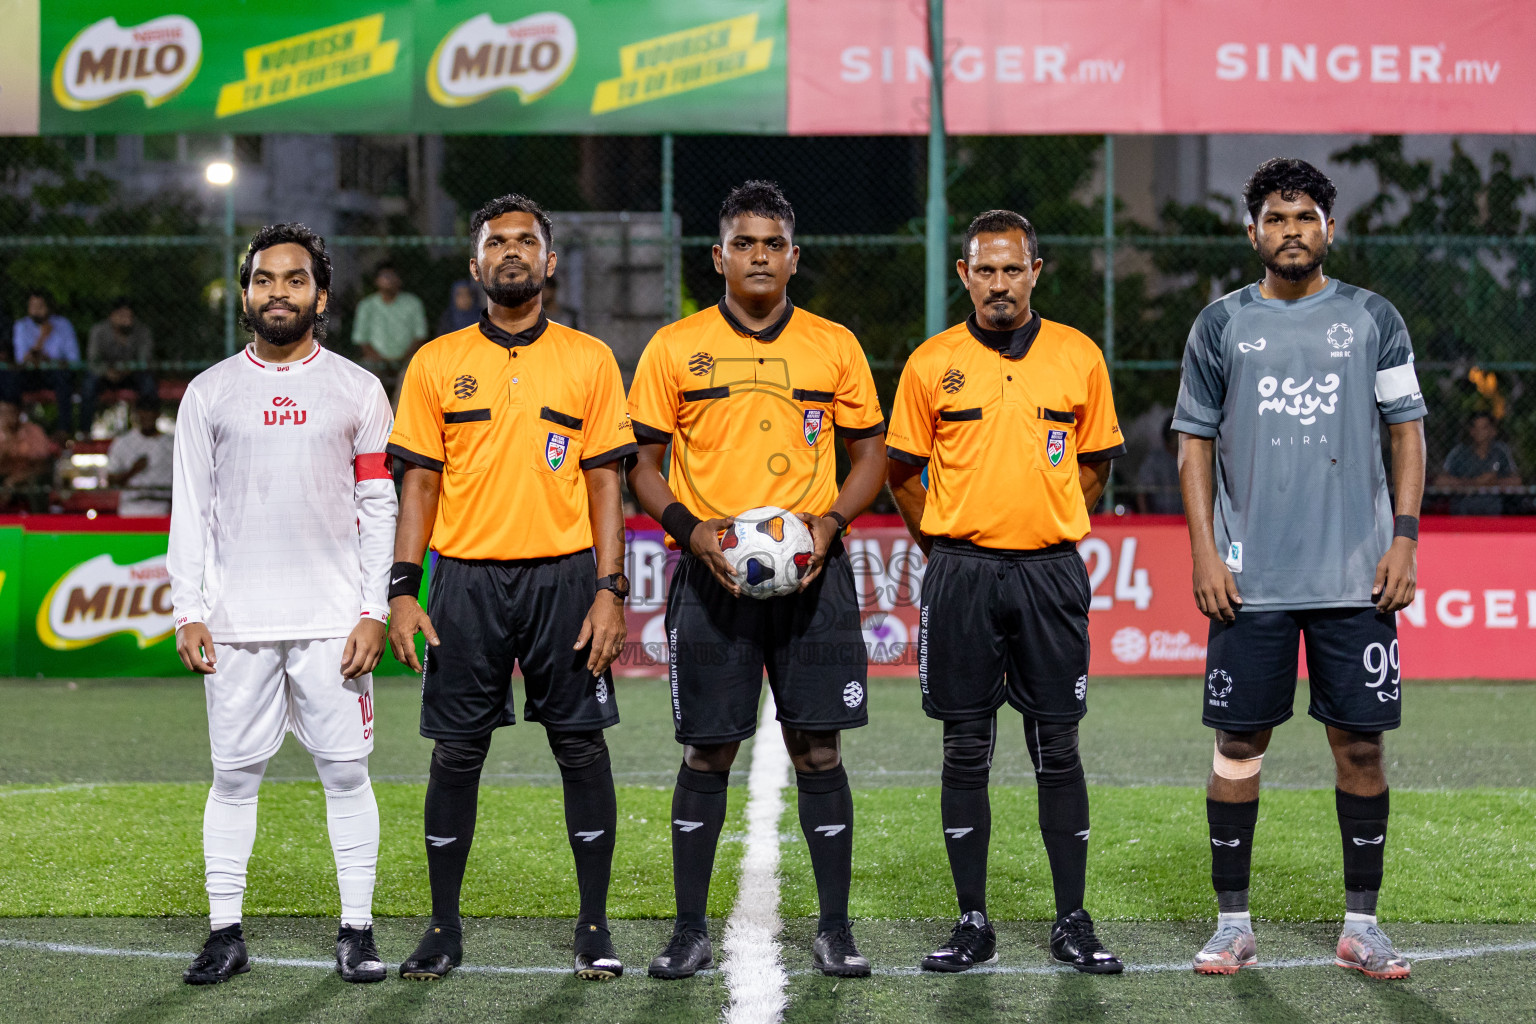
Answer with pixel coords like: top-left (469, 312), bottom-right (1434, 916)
top-left (660, 132), bottom-right (678, 323)
top-left (923, 0), bottom-right (947, 340)
top-left (1102, 133), bottom-right (1116, 508)
top-left (223, 134), bottom-right (236, 357)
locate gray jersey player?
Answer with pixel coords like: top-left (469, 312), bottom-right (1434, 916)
top-left (1172, 159), bottom-right (1427, 980)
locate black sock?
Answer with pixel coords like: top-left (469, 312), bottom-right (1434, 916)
top-left (672, 764), bottom-right (729, 932)
top-left (1027, 719), bottom-right (1090, 919)
top-left (1337, 788), bottom-right (1389, 916)
top-left (1037, 778), bottom-right (1090, 919)
top-left (796, 765), bottom-right (854, 933)
top-left (1208, 797), bottom-right (1259, 909)
top-left (559, 748), bottom-right (618, 930)
top-left (940, 764), bottom-right (991, 917)
top-left (423, 748), bottom-right (484, 937)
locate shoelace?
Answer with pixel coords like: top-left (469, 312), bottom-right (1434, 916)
top-left (941, 920), bottom-right (988, 954)
top-left (1201, 924), bottom-right (1249, 953)
top-left (824, 925), bottom-right (860, 957)
top-left (662, 930), bottom-right (706, 959)
top-left (1349, 926), bottom-right (1399, 960)
top-left (1063, 918), bottom-right (1107, 954)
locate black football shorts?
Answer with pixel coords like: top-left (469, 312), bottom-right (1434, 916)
top-left (665, 538), bottom-right (868, 745)
top-left (917, 539), bottom-right (1092, 723)
top-left (420, 552), bottom-right (619, 740)
top-left (1201, 607), bottom-right (1402, 733)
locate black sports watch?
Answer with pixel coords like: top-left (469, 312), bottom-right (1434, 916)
top-left (596, 573), bottom-right (631, 601)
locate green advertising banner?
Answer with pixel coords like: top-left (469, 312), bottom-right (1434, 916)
top-left (0, 527), bottom-right (22, 676)
top-left (13, 526), bottom-right (425, 678)
top-left (38, 0), bottom-right (786, 135)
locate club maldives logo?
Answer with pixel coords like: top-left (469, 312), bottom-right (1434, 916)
top-left (52, 15), bottom-right (203, 111)
top-left (428, 12), bottom-right (577, 108)
top-left (37, 554), bottom-right (176, 651)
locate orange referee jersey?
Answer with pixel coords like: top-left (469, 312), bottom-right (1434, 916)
top-left (628, 299), bottom-right (884, 519)
top-left (887, 312), bottom-right (1125, 550)
top-left (388, 313), bottom-right (636, 560)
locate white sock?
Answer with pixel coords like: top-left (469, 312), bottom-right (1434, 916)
top-left (318, 759), bottom-right (379, 929)
top-left (1343, 911), bottom-right (1377, 930)
top-left (1217, 911), bottom-right (1252, 931)
top-left (203, 784), bottom-right (260, 929)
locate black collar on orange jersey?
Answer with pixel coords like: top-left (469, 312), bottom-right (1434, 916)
top-left (718, 296), bottom-right (794, 342)
top-left (478, 309), bottom-right (549, 349)
top-left (965, 309), bottom-right (1041, 361)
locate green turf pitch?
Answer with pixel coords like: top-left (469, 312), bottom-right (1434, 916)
top-left (1, 674), bottom-right (1532, 1024)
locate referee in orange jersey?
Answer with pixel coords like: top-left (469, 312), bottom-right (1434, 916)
top-left (887, 210), bottom-right (1127, 975)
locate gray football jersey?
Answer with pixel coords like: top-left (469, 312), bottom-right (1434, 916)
top-left (1172, 279), bottom-right (1427, 610)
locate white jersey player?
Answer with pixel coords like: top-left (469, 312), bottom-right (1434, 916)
top-left (168, 225), bottom-right (397, 986)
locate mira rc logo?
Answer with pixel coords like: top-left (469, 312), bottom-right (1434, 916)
top-left (428, 12), bottom-right (577, 108)
top-left (52, 15), bottom-right (203, 111)
top-left (37, 554), bottom-right (176, 651)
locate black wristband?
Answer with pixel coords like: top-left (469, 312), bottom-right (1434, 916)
top-left (660, 501), bottom-right (703, 547)
top-left (387, 561), bottom-right (424, 601)
top-left (824, 510), bottom-right (849, 531)
top-left (1393, 515), bottom-right (1419, 541)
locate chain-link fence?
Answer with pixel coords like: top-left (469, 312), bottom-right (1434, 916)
top-left (1, 133), bottom-right (1532, 514)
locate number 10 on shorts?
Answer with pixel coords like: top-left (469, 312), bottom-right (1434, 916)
top-left (357, 692), bottom-right (374, 741)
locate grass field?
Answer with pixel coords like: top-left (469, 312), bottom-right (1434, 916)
top-left (1, 674), bottom-right (1533, 1023)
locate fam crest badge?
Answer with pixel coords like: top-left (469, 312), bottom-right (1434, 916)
top-left (803, 409), bottom-right (823, 447)
top-left (1046, 428), bottom-right (1067, 467)
top-left (546, 432), bottom-right (570, 471)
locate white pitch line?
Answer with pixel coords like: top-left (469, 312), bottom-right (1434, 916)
top-left (719, 692), bottom-right (793, 1024)
top-left (2, 935), bottom-right (1532, 979)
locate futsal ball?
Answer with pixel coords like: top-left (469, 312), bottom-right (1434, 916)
top-left (720, 505), bottom-right (815, 599)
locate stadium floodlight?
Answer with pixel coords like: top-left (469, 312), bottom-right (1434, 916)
top-left (205, 161), bottom-right (235, 186)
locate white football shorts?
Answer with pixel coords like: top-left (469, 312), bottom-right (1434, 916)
top-left (205, 637), bottom-right (375, 770)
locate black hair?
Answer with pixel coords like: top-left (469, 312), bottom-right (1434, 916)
top-left (25, 289), bottom-right (53, 309)
top-left (470, 193), bottom-right (554, 250)
top-left (962, 209), bottom-right (1039, 262)
top-left (238, 223), bottom-right (332, 294)
top-left (1243, 158), bottom-right (1338, 223)
top-left (718, 180), bottom-right (795, 238)
top-left (110, 297), bottom-right (132, 312)
top-left (135, 394), bottom-right (161, 414)
top-left (1468, 411), bottom-right (1498, 429)
top-left (374, 261), bottom-right (398, 277)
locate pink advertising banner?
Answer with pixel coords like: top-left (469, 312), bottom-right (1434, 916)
top-left (617, 517), bottom-right (1536, 681)
top-left (787, 0), bottom-right (1536, 135)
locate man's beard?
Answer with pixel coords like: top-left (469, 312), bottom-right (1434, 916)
top-left (482, 262), bottom-right (545, 309)
top-left (241, 300), bottom-right (320, 346)
top-left (981, 296), bottom-right (1019, 330)
top-left (1262, 240), bottom-right (1328, 282)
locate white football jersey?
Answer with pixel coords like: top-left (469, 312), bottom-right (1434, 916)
top-left (168, 343), bottom-right (397, 643)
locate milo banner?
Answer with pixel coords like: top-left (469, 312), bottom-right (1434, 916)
top-left (39, 0), bottom-right (787, 134)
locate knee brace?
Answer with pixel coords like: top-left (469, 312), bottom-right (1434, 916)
top-left (1213, 740), bottom-right (1264, 780)
top-left (1024, 718), bottom-right (1084, 789)
top-left (430, 735), bottom-right (492, 788)
top-left (941, 716), bottom-right (996, 790)
top-left (546, 729), bottom-right (611, 782)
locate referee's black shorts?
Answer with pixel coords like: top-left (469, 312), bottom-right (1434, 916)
top-left (420, 551), bottom-right (619, 740)
top-left (918, 538), bottom-right (1092, 723)
top-left (666, 538), bottom-right (869, 745)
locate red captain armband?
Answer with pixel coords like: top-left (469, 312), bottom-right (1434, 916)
top-left (355, 453), bottom-right (392, 481)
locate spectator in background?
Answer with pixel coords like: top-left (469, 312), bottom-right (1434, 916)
top-left (437, 279), bottom-right (483, 336)
top-left (7, 290), bottom-right (82, 438)
top-left (1136, 416), bottom-right (1184, 514)
top-left (543, 274), bottom-right (574, 328)
top-left (0, 398), bottom-right (59, 512)
top-left (351, 262), bottom-right (428, 370)
top-left (1436, 411), bottom-right (1521, 515)
top-left (107, 396), bottom-right (174, 517)
top-left (85, 299), bottom-right (158, 431)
